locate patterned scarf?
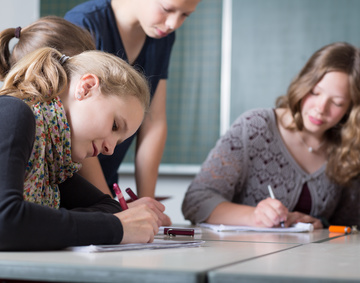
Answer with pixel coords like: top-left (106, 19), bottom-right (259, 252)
top-left (24, 96), bottom-right (81, 208)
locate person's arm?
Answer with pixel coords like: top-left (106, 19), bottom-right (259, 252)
top-left (134, 79), bottom-right (167, 198)
top-left (59, 173), bottom-right (120, 213)
top-left (77, 157), bottom-right (113, 197)
top-left (181, 116), bottom-right (248, 224)
top-left (285, 211), bottom-right (323, 229)
top-left (206, 198), bottom-right (288, 228)
top-left (182, 112), bottom-right (288, 227)
top-left (0, 97), bottom-right (122, 251)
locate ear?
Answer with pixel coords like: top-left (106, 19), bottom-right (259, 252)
top-left (75, 74), bottom-right (100, 100)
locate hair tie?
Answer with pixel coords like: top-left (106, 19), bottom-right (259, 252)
top-left (14, 26), bottom-right (21, 39)
top-left (59, 54), bottom-right (70, 65)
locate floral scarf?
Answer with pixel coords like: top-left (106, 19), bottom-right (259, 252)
top-left (24, 96), bottom-right (81, 209)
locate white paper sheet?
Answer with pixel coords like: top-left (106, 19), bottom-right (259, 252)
top-left (199, 222), bottom-right (314, 233)
top-left (69, 239), bottom-right (205, 253)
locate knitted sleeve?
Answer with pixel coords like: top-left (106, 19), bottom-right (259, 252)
top-left (182, 115), bottom-right (247, 224)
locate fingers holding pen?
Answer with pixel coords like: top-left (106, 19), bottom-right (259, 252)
top-left (115, 204), bottom-right (159, 244)
top-left (286, 211), bottom-right (323, 229)
top-left (114, 185), bottom-right (172, 226)
top-left (253, 198), bottom-right (288, 227)
top-left (128, 197), bottom-right (172, 226)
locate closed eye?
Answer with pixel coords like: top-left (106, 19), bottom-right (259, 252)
top-left (332, 101), bottom-right (344, 107)
top-left (112, 121), bottom-right (118, 131)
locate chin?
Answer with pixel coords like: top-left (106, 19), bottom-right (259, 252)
top-left (71, 155), bottom-right (83, 163)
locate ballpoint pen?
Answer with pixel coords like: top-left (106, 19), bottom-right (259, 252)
top-left (267, 185), bottom-right (285, 228)
top-left (113, 183), bottom-right (128, 210)
top-left (164, 228), bottom-right (195, 237)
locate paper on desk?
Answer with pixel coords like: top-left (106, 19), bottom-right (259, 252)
top-left (69, 239), bottom-right (205, 253)
top-left (200, 222), bottom-right (314, 233)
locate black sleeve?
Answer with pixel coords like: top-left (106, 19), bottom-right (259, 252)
top-left (0, 96), bottom-right (123, 251)
top-left (59, 173), bottom-right (122, 213)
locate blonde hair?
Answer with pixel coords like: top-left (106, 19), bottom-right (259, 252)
top-left (0, 47), bottom-right (150, 113)
top-left (0, 16), bottom-right (96, 81)
top-left (276, 42), bottom-right (360, 186)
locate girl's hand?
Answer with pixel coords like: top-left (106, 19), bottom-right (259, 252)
top-left (252, 198), bottom-right (288, 227)
top-left (114, 204), bottom-right (159, 244)
top-left (127, 197), bottom-right (172, 226)
top-left (286, 211), bottom-right (323, 229)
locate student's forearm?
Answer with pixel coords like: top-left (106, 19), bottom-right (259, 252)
top-left (206, 202), bottom-right (256, 226)
top-left (135, 121), bottom-right (167, 198)
top-left (135, 79), bottom-right (167, 198)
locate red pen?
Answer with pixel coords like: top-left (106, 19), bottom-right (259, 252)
top-left (125, 187), bottom-right (138, 201)
top-left (164, 228), bottom-right (194, 237)
top-left (113, 183), bottom-right (128, 210)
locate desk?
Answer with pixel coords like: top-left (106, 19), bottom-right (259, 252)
top-left (0, 240), bottom-right (298, 283)
top-left (208, 232), bottom-right (359, 283)
top-left (0, 228), bottom-right (353, 283)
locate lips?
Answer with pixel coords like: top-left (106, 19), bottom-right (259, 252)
top-left (155, 28), bottom-right (169, 38)
top-left (308, 115), bottom-right (324, 126)
top-left (92, 143), bottom-right (98, 157)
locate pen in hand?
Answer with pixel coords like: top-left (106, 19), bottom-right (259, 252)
top-left (113, 183), bottom-right (128, 210)
top-left (267, 185), bottom-right (285, 228)
top-left (125, 187), bottom-right (139, 201)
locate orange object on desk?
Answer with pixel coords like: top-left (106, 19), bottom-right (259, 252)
top-left (328, 225), bottom-right (351, 234)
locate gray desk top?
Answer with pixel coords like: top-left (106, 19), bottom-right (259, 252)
top-left (0, 241), bottom-right (298, 283)
top-left (209, 233), bottom-right (359, 283)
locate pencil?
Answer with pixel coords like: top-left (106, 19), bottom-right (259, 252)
top-left (267, 185), bottom-right (285, 228)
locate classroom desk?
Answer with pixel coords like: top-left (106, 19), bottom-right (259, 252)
top-left (208, 232), bottom-right (359, 283)
top-left (0, 228), bottom-right (352, 283)
top-left (0, 240), bottom-right (298, 283)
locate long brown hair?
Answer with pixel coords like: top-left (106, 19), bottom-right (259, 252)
top-left (0, 47), bottom-right (150, 112)
top-left (0, 16), bottom-right (96, 81)
top-left (276, 42), bottom-right (360, 186)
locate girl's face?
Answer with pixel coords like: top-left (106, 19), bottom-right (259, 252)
top-left (69, 88), bottom-right (144, 163)
top-left (300, 71), bottom-right (351, 137)
top-left (137, 0), bottom-right (200, 38)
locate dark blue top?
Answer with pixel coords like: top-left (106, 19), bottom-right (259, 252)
top-left (65, 0), bottom-right (175, 190)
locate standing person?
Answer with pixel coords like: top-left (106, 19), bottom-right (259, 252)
top-left (0, 46), bottom-right (167, 251)
top-left (182, 42), bottom-right (360, 229)
top-left (65, 0), bottom-right (201, 200)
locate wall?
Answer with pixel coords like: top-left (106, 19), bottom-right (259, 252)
top-left (0, 0), bottom-right (39, 88)
top-left (0, 0), bottom-right (39, 30)
top-left (230, 0), bottom-right (360, 123)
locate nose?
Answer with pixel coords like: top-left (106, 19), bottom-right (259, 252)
top-left (101, 138), bottom-right (117, 156)
top-left (165, 14), bottom-right (184, 31)
top-left (316, 97), bottom-right (329, 114)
